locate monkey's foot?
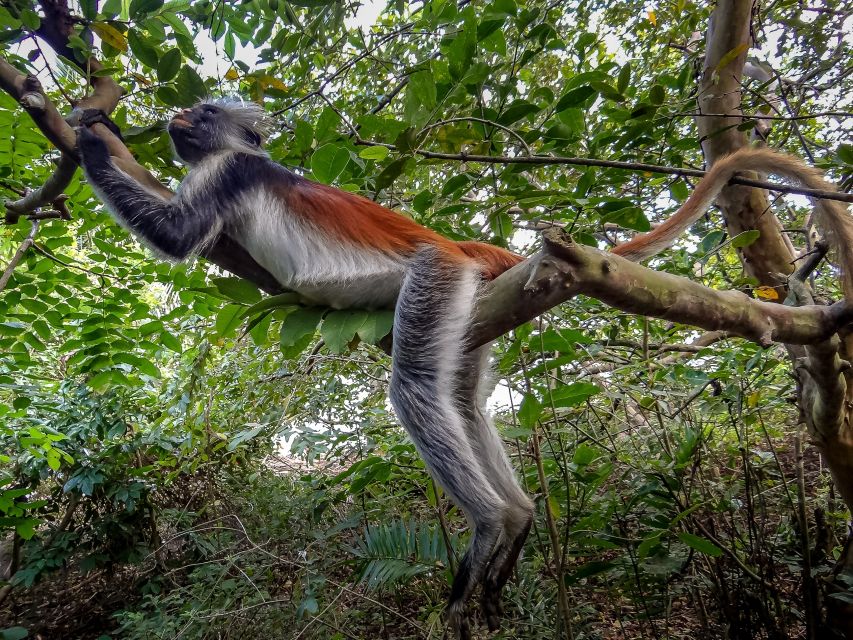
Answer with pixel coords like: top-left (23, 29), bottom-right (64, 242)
top-left (445, 606), bottom-right (472, 640)
top-left (480, 583), bottom-right (504, 633)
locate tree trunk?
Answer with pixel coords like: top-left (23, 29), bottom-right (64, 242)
top-left (696, 0), bottom-right (853, 635)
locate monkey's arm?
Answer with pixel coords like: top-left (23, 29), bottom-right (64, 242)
top-left (77, 126), bottom-right (220, 260)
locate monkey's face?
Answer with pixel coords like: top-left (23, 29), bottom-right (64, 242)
top-left (168, 102), bottom-right (263, 164)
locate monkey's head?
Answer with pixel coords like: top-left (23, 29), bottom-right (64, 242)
top-left (167, 97), bottom-right (274, 164)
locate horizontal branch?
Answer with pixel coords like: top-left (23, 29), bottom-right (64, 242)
top-left (354, 139), bottom-right (853, 204)
top-left (470, 229), bottom-right (853, 350)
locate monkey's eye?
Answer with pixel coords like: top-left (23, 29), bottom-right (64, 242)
top-left (201, 105), bottom-right (219, 115)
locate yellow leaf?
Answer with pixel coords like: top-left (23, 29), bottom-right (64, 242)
top-left (258, 75), bottom-right (287, 91)
top-left (131, 73), bottom-right (151, 85)
top-left (715, 43), bottom-right (749, 73)
top-left (547, 495), bottom-right (561, 519)
top-left (747, 391), bottom-right (761, 408)
top-left (224, 67), bottom-right (240, 81)
top-left (755, 286), bottom-right (780, 300)
top-left (92, 22), bottom-right (128, 52)
top-left (648, 10), bottom-right (657, 25)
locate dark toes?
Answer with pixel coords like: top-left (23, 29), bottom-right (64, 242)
top-left (458, 615), bottom-right (471, 640)
top-left (481, 584), bottom-right (504, 632)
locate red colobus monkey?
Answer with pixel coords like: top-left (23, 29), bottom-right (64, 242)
top-left (76, 98), bottom-right (853, 638)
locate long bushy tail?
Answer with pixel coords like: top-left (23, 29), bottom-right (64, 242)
top-left (612, 147), bottom-right (853, 297)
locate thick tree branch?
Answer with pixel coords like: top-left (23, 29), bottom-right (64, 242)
top-left (469, 229), bottom-right (853, 350)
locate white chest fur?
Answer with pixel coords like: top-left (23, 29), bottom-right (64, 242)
top-left (230, 191), bottom-right (406, 310)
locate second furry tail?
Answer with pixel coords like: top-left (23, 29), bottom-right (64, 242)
top-left (612, 147), bottom-right (853, 298)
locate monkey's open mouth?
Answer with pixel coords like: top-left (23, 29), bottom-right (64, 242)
top-left (169, 116), bottom-right (193, 129)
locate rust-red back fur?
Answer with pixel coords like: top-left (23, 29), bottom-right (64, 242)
top-left (281, 179), bottom-right (522, 280)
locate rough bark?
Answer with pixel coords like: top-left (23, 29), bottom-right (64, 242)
top-left (697, 0), bottom-right (853, 634)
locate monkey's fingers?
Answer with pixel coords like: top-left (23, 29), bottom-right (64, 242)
top-left (78, 108), bottom-right (124, 141)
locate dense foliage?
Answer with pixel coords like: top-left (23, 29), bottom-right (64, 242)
top-left (1, 0), bottom-right (852, 637)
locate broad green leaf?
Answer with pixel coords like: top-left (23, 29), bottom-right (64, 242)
top-left (129, 0), bottom-right (164, 17)
top-left (358, 146), bottom-right (390, 161)
top-left (517, 393), bottom-right (541, 429)
top-left (555, 86), bottom-right (596, 111)
top-left (80, 0), bottom-right (98, 19)
top-left (311, 144), bottom-right (350, 184)
top-left (356, 310), bottom-right (394, 344)
top-left (280, 307), bottom-right (323, 347)
top-left (175, 65), bottom-right (207, 105)
top-left (215, 304), bottom-right (245, 337)
top-left (157, 48), bottom-right (182, 83)
top-left (617, 63), bottom-right (631, 93)
top-left (549, 382), bottom-right (600, 408)
top-left (211, 277), bottom-right (262, 305)
top-left (244, 292), bottom-right (301, 317)
top-left (731, 230), bottom-right (761, 248)
top-left (677, 532), bottom-right (723, 557)
top-left (497, 100), bottom-right (540, 125)
top-left (321, 310), bottom-right (370, 353)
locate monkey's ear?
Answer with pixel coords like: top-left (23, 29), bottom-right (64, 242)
top-left (245, 129), bottom-right (262, 147)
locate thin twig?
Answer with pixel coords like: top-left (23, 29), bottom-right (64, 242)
top-left (352, 140), bottom-right (853, 203)
top-left (420, 117), bottom-right (533, 155)
top-left (0, 219), bottom-right (39, 292)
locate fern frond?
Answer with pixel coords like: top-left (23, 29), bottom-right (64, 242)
top-left (350, 518), bottom-right (456, 591)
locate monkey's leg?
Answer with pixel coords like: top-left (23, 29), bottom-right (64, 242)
top-left (455, 347), bottom-right (534, 631)
top-left (389, 247), bottom-right (507, 640)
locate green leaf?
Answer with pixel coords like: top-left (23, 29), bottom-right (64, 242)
top-left (129, 0), bottom-right (164, 17)
top-left (407, 70), bottom-right (437, 110)
top-left (321, 310), bottom-right (370, 353)
top-left (159, 331), bottom-right (182, 352)
top-left (678, 532), bottom-right (723, 557)
top-left (227, 423), bottom-right (265, 451)
top-left (555, 86), bottom-right (596, 111)
top-left (113, 353), bottom-right (160, 378)
top-left (731, 229), bottom-right (760, 248)
top-left (564, 560), bottom-right (615, 585)
top-left (590, 81), bottom-right (624, 102)
top-left (356, 310), bottom-right (394, 344)
top-left (215, 304), bottom-right (245, 337)
top-left (0, 627), bottom-right (29, 640)
top-left (280, 307), bottom-right (323, 347)
top-left (496, 99), bottom-right (540, 125)
top-left (670, 180), bottom-right (689, 201)
top-left (517, 393), bottom-right (541, 429)
top-left (211, 277), bottom-right (262, 305)
top-left (80, 0), bottom-right (98, 19)
top-left (649, 84), bottom-right (665, 106)
top-left (157, 48), bottom-right (182, 83)
top-left (549, 382), bottom-right (600, 407)
top-left (311, 144), bottom-right (350, 184)
top-left (358, 146), bottom-right (390, 161)
top-left (243, 292), bottom-right (301, 318)
top-left (602, 206), bottom-right (650, 232)
top-left (617, 63), bottom-right (631, 93)
top-left (836, 143), bottom-right (853, 165)
top-left (572, 443), bottom-right (601, 465)
top-left (175, 65), bottom-right (207, 105)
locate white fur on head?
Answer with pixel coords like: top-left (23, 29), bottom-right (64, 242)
top-left (206, 96), bottom-right (275, 141)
